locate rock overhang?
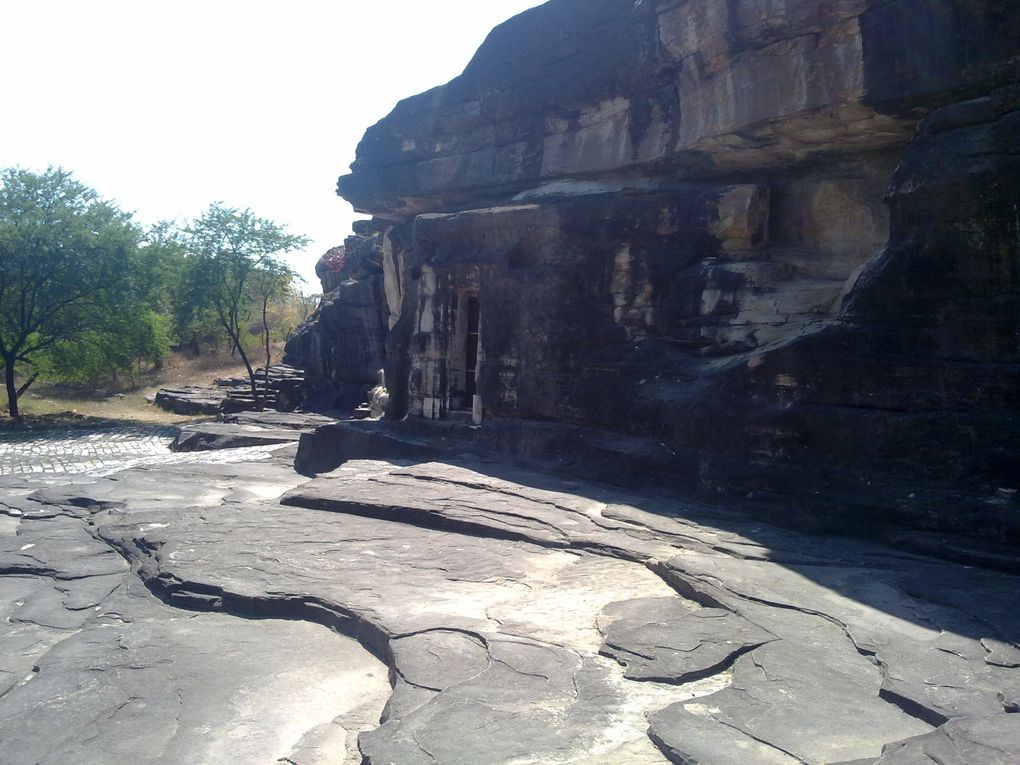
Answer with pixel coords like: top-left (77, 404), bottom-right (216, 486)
top-left (296, 0), bottom-right (1020, 541)
top-left (338, 0), bottom-right (970, 218)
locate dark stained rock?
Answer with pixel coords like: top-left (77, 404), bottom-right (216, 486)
top-left (860, 1), bottom-right (1020, 111)
top-left (313, 0), bottom-right (1020, 543)
top-left (153, 365), bottom-right (306, 416)
top-left (341, 0), bottom-right (1018, 216)
top-left (284, 236), bottom-right (389, 408)
top-left (1002, 691), bottom-right (1020, 713)
top-left (219, 409), bottom-right (339, 431)
top-left (152, 386), bottom-right (222, 415)
top-left (292, 415), bottom-right (690, 482)
top-left (339, 0), bottom-right (925, 217)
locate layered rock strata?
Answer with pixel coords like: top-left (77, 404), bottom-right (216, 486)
top-left (306, 0), bottom-right (1020, 539)
top-left (285, 232), bottom-right (389, 408)
top-left (153, 364), bottom-right (305, 415)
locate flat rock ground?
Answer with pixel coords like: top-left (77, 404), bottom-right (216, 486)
top-left (0, 423), bottom-right (1017, 764)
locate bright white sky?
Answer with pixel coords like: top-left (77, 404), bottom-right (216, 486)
top-left (0, 0), bottom-right (542, 292)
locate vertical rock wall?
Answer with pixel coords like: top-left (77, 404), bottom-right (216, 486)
top-left (284, 233), bottom-right (389, 407)
top-left (310, 0), bottom-right (1019, 538)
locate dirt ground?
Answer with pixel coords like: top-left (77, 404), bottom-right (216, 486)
top-left (2, 351), bottom-right (253, 428)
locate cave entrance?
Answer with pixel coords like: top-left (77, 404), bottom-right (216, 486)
top-left (449, 291), bottom-right (481, 411)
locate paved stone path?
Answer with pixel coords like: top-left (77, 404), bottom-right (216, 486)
top-left (0, 426), bottom-right (290, 478)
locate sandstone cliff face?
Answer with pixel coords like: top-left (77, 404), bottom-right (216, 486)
top-left (284, 234), bottom-right (388, 407)
top-left (315, 0), bottom-right (1019, 539)
top-left (340, 0), bottom-right (1015, 217)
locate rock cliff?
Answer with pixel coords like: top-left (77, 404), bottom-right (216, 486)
top-left (285, 232), bottom-right (389, 407)
top-left (297, 0), bottom-right (1020, 540)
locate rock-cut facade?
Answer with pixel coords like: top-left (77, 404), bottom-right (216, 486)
top-left (286, 0), bottom-right (1020, 541)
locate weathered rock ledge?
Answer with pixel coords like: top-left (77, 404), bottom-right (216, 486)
top-left (153, 364), bottom-right (306, 415)
top-left (294, 416), bottom-right (1020, 572)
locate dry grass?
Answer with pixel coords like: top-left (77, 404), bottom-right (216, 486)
top-left (3, 350), bottom-right (258, 427)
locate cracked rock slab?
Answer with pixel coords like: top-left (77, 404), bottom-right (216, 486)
top-left (0, 580), bottom-right (390, 765)
top-left (171, 422), bottom-right (304, 452)
top-left (95, 499), bottom-right (691, 762)
top-left (4, 444), bottom-right (1020, 764)
top-left (0, 454), bottom-right (391, 765)
top-left (171, 410), bottom-right (337, 453)
top-left (282, 459), bottom-right (697, 561)
top-left (598, 597), bottom-right (776, 683)
top-left (362, 635), bottom-right (630, 765)
top-left (647, 605), bottom-right (933, 764)
top-left (867, 715), bottom-right (1020, 765)
top-left (220, 410), bottom-right (339, 431)
top-left (390, 629), bottom-right (491, 692)
top-left (86, 462), bottom-right (706, 763)
top-left (658, 551), bottom-right (1020, 727)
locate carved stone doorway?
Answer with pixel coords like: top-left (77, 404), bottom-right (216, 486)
top-left (464, 295), bottom-right (480, 402)
top-left (448, 291), bottom-right (481, 412)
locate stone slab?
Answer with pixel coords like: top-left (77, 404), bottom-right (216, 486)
top-left (599, 597), bottom-right (776, 683)
top-left (1, 438), bottom-right (1018, 764)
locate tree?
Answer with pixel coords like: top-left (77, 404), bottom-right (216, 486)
top-left (249, 259), bottom-right (297, 392)
top-left (296, 292), bottom-right (320, 325)
top-left (141, 221), bottom-right (221, 355)
top-left (0, 167), bottom-right (140, 417)
top-left (137, 221), bottom-right (187, 318)
top-left (184, 203), bottom-right (307, 406)
top-left (37, 309), bottom-right (172, 385)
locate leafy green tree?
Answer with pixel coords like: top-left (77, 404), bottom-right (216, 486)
top-left (184, 203), bottom-right (307, 406)
top-left (265, 286), bottom-right (318, 341)
top-left (140, 221), bottom-right (220, 355)
top-left (137, 221), bottom-right (186, 315)
top-left (0, 167), bottom-right (141, 417)
top-left (39, 310), bottom-right (172, 385)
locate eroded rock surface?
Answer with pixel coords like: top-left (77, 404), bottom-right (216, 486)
top-left (4, 432), bottom-right (1015, 764)
top-left (0, 449), bottom-right (388, 765)
top-left (153, 364), bottom-right (305, 415)
top-left (7, 2), bottom-right (1019, 761)
top-left (285, 235), bottom-right (389, 408)
top-left (598, 598), bottom-right (776, 683)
